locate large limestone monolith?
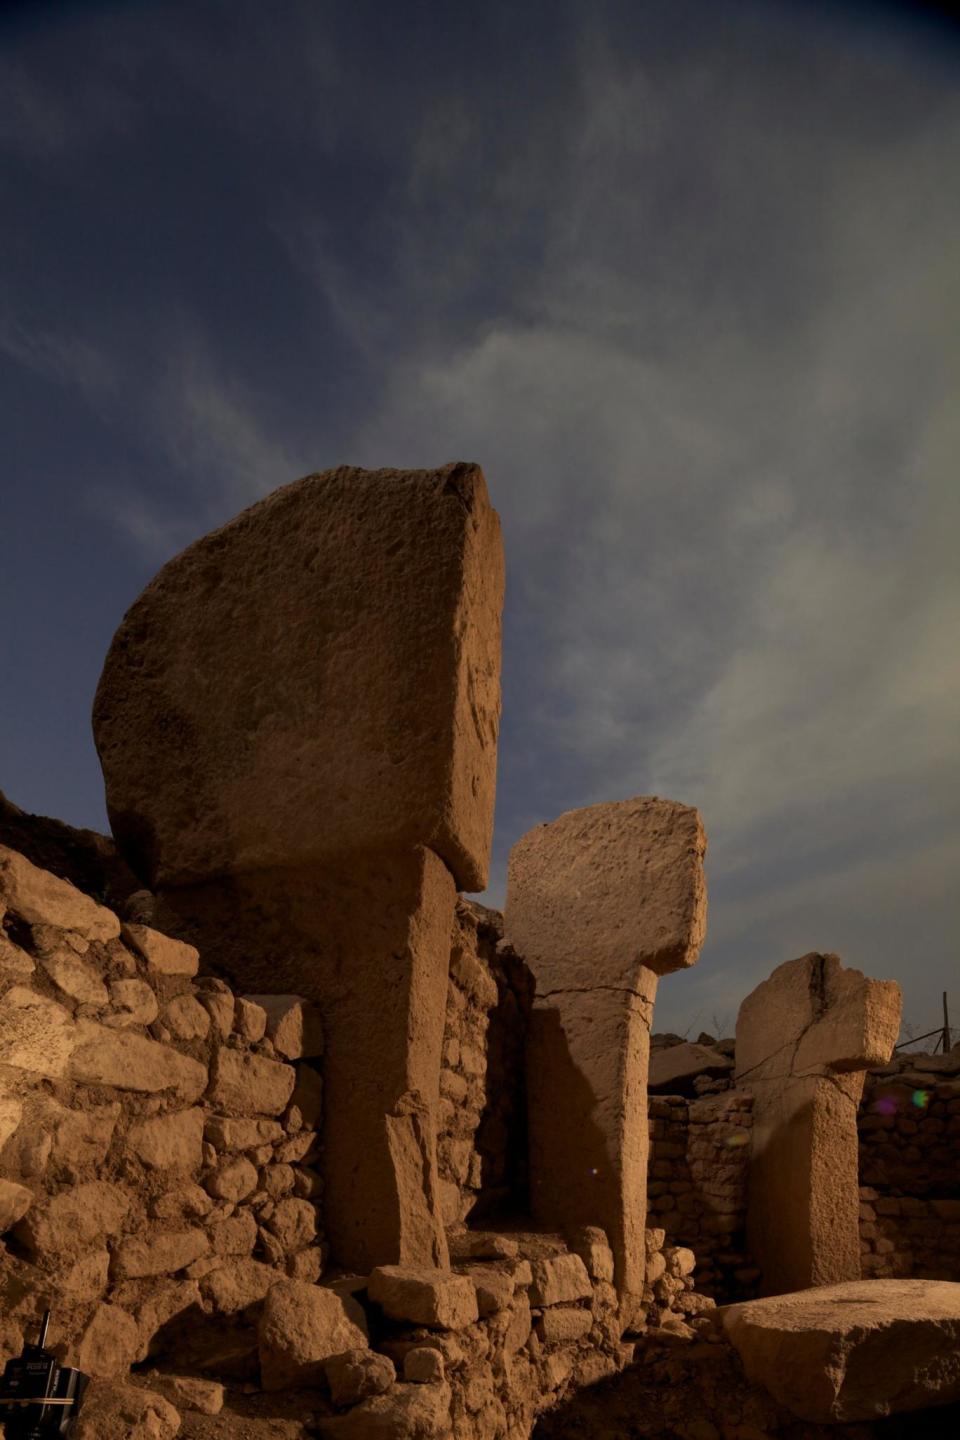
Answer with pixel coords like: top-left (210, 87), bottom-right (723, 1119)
top-left (504, 796), bottom-right (706, 1301)
top-left (93, 463), bottom-right (505, 1273)
top-left (735, 953), bottom-right (901, 1296)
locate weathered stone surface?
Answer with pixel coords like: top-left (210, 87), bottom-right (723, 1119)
top-left (122, 922), bottom-right (199, 976)
top-left (112, 1228), bottom-right (209, 1278)
top-left (258, 1279), bottom-right (369, 1390)
top-left (147, 1373), bottom-right (225, 1415)
top-left (505, 797), bottom-right (706, 1301)
top-left (204, 1115), bottom-right (284, 1151)
top-left (40, 947), bottom-right (110, 1006)
top-left (316, 1381), bottom-right (452, 1439)
top-left (243, 994), bottom-right (324, 1059)
top-left (16, 1179), bottom-right (129, 1255)
top-left (201, 1258), bottom-right (276, 1313)
top-left (58, 1247), bottom-right (111, 1300)
top-left (0, 843), bottom-right (120, 941)
top-left (325, 1347), bottom-right (396, 1406)
top-left (207, 1049), bottom-right (295, 1117)
top-left (0, 986), bottom-right (76, 1077)
top-left (403, 1347), bottom-right (446, 1384)
top-left (736, 953), bottom-right (901, 1294)
top-left (368, 1266), bottom-right (479, 1329)
top-left (72, 1379), bottom-right (180, 1439)
top-left (48, 1099), bottom-right (121, 1170)
top-left (164, 850), bottom-right (454, 1274)
top-left (722, 1279), bottom-right (960, 1422)
top-left (536, 1306), bottom-right (593, 1343)
top-left (104, 977), bottom-right (159, 1027)
top-left (265, 1197), bottom-right (317, 1254)
top-left (70, 1304), bottom-right (140, 1378)
top-left (233, 996), bottom-right (268, 1043)
top-left (209, 1210), bottom-right (258, 1257)
top-left (0, 1178), bottom-right (33, 1231)
top-left (0, 1096), bottom-right (24, 1148)
top-left (164, 993), bottom-right (211, 1040)
top-left (0, 932), bottom-right (35, 974)
top-left (648, 1042), bottom-right (734, 1092)
top-left (569, 1226), bottom-right (615, 1283)
top-left (69, 1024), bottom-right (208, 1100)
top-left (528, 1253), bottom-right (593, 1307)
top-left (128, 1108), bottom-right (204, 1170)
top-left (93, 463), bottom-right (504, 894)
top-left (206, 1156), bottom-right (259, 1203)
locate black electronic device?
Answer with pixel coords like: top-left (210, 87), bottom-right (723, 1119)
top-left (0, 1312), bottom-right (88, 1437)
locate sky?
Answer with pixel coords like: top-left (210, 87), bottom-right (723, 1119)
top-left (2, 0), bottom-right (958, 1039)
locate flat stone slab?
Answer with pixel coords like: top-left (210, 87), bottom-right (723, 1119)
top-left (721, 1279), bottom-right (960, 1422)
top-left (648, 1041), bottom-right (733, 1092)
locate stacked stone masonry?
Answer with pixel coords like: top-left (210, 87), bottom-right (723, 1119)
top-left (858, 1050), bottom-right (960, 1282)
top-left (0, 843), bottom-right (326, 1381)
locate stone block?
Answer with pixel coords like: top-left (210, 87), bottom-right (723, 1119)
top-left (536, 1306), bottom-right (593, 1344)
top-left (68, 1024), bottom-right (207, 1100)
top-left (242, 994), bottom-right (324, 1059)
top-left (325, 1347), bottom-right (396, 1406)
top-left (121, 922), bottom-right (199, 976)
top-left (128, 1108), bottom-right (204, 1170)
top-left (207, 1047), bottom-right (295, 1116)
top-left (368, 1266), bottom-right (479, 1329)
top-left (93, 463), bottom-right (503, 893)
top-left (258, 1279), bottom-right (369, 1390)
top-left (112, 1228), bottom-right (209, 1278)
top-left (528, 1253), bottom-right (593, 1307)
top-left (0, 844), bottom-right (119, 941)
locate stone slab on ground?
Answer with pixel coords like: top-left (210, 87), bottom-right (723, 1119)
top-left (648, 1041), bottom-right (734, 1092)
top-left (720, 1278), bottom-right (960, 1422)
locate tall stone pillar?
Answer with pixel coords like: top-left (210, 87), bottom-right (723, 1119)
top-left (93, 463), bottom-right (504, 1273)
top-left (735, 953), bottom-right (901, 1296)
top-left (504, 796), bottom-right (706, 1301)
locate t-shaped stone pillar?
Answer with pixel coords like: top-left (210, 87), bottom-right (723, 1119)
top-left (504, 796), bottom-right (706, 1301)
top-left (93, 463), bottom-right (504, 1273)
top-left (735, 953), bottom-right (901, 1296)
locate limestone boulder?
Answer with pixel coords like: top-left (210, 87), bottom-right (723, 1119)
top-left (0, 986), bottom-right (76, 1077)
top-left (128, 1108), bottom-right (205, 1170)
top-left (721, 1279), bottom-right (960, 1422)
top-left (207, 1049), bottom-right (295, 1117)
top-left (324, 1347), bottom-right (396, 1407)
top-left (16, 1179), bottom-right (129, 1256)
top-left (93, 462), bottom-right (504, 893)
top-left (40, 947), bottom-right (110, 1006)
top-left (72, 1380), bottom-right (181, 1440)
top-left (528, 1254), bottom-right (593, 1308)
top-left (146, 1373), bottom-right (225, 1415)
top-left (0, 1178), bottom-right (33, 1231)
top-left (112, 1228), bottom-right (210, 1278)
top-left (242, 995), bottom-right (324, 1060)
top-left (200, 1258), bottom-right (277, 1314)
top-left (122, 922), bottom-right (199, 976)
top-left (0, 843), bottom-right (120, 941)
top-left (258, 1279), bottom-right (369, 1391)
top-left (367, 1266), bottom-right (479, 1330)
top-left (316, 1381), bottom-right (452, 1439)
top-left (70, 1304), bottom-right (141, 1379)
top-left (68, 1024), bottom-right (207, 1100)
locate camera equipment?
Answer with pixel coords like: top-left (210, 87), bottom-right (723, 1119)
top-left (0, 1311), bottom-right (88, 1437)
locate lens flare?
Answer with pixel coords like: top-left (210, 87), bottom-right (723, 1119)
top-left (912, 1089), bottom-right (930, 1109)
top-left (724, 1129), bottom-right (750, 1148)
top-left (874, 1095), bottom-right (898, 1115)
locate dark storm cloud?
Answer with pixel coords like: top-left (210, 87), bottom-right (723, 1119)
top-left (1, 0), bottom-right (957, 1035)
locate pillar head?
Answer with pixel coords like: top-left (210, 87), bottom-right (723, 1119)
top-left (94, 462), bottom-right (503, 893)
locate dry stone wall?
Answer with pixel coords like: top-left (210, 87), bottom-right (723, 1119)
top-left (0, 843), bottom-right (325, 1381)
top-left (436, 901), bottom-right (533, 1229)
top-left (646, 1093), bottom-right (757, 1304)
top-left (858, 1049), bottom-right (960, 1282)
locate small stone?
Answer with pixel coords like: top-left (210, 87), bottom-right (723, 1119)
top-left (200, 1258), bottom-right (276, 1314)
top-left (103, 978), bottom-right (159, 1027)
top-left (206, 1156), bottom-right (259, 1203)
top-left (151, 1183), bottom-right (213, 1221)
top-left (325, 1347), bottom-right (396, 1406)
top-left (0, 932), bottom-right (35, 974)
top-left (199, 986), bottom-right (235, 1039)
top-left (209, 1210), bottom-right (258, 1257)
top-left (404, 1345), bottom-right (446, 1383)
top-left (0, 1096), bottom-right (23, 1147)
top-left (204, 1115), bottom-right (284, 1150)
top-left (0, 1179), bottom-right (33, 1231)
top-left (69, 1305), bottom-right (140, 1379)
top-left (664, 1245), bottom-right (696, 1278)
top-left (286, 1244), bottom-right (325, 1284)
top-left (146, 1373), bottom-right (225, 1415)
top-left (16, 1180), bottom-right (128, 1256)
top-left (40, 948), bottom-right (109, 1006)
top-left (234, 997), bottom-right (268, 1042)
top-left (467, 1233), bottom-right (519, 1260)
top-left (0, 986), bottom-right (76, 1077)
top-left (243, 994), bottom-right (324, 1060)
top-left (163, 993), bottom-right (211, 1040)
top-left (121, 922), bottom-right (199, 976)
top-left (569, 1225), bottom-right (615, 1283)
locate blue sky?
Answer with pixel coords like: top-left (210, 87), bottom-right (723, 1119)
top-left (2, 0), bottom-right (958, 1037)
